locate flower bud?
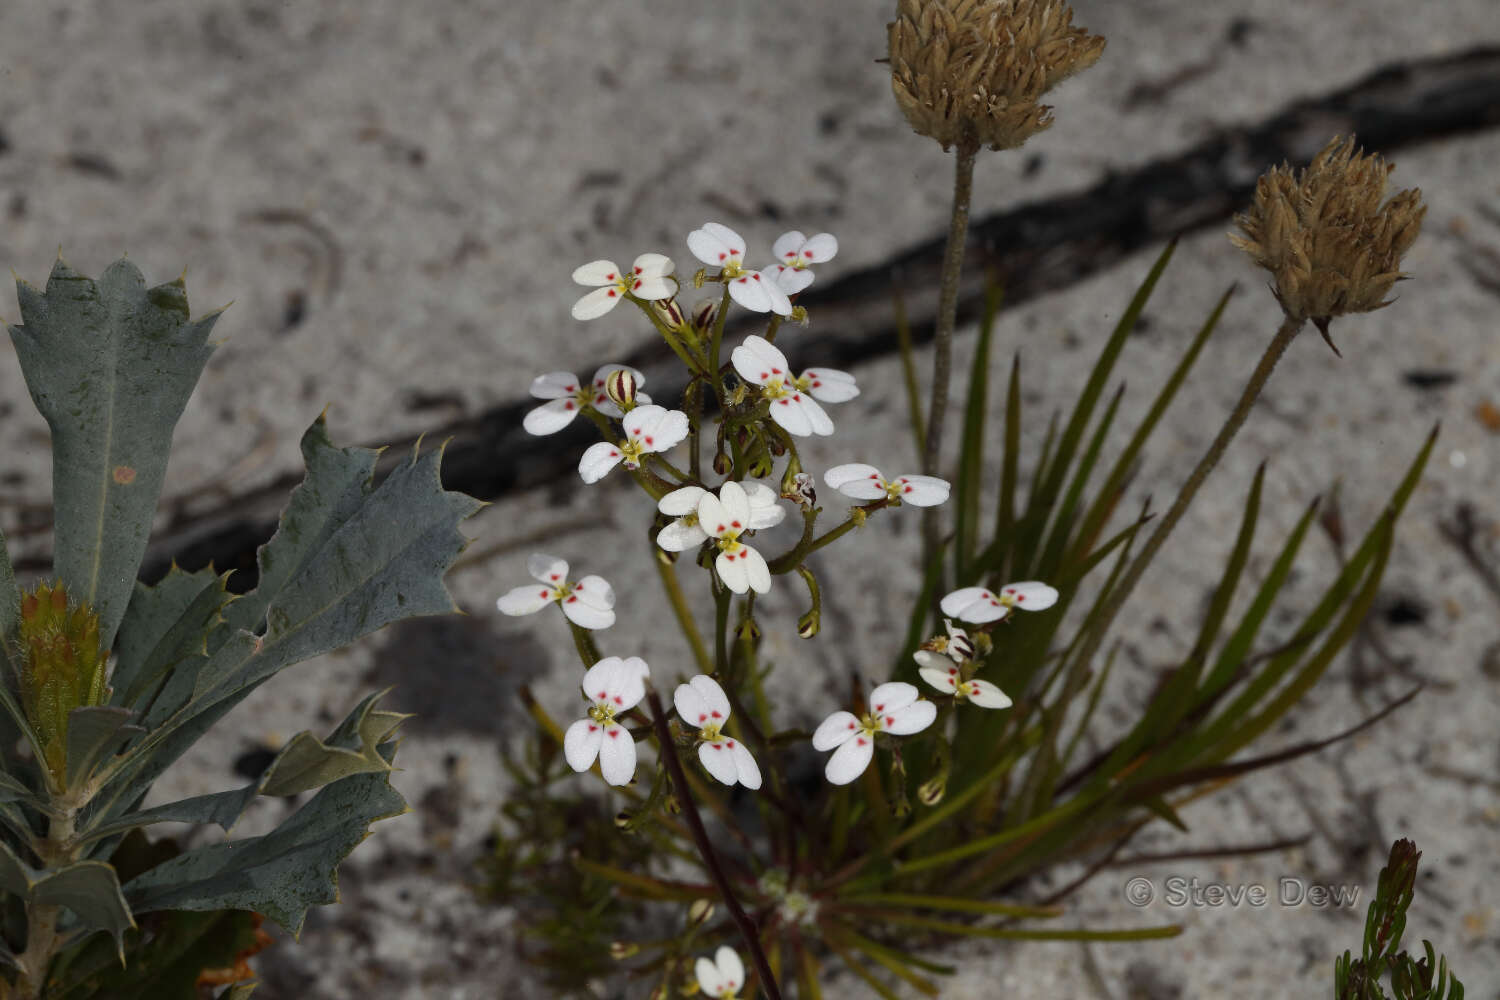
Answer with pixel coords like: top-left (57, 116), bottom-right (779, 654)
top-left (19, 580), bottom-right (108, 786)
top-left (651, 297), bottom-right (688, 333)
top-left (604, 368), bottom-right (639, 411)
top-left (797, 608), bottom-right (820, 639)
top-left (691, 298), bottom-right (719, 335)
top-left (610, 941), bottom-right (639, 960)
top-left (614, 810), bottom-right (634, 829)
top-left (713, 451), bottom-right (732, 476)
top-left (917, 774), bottom-right (948, 806)
top-left (687, 898), bottom-right (715, 926)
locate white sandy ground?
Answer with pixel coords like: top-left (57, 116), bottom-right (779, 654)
top-left (0, 0), bottom-right (1498, 997)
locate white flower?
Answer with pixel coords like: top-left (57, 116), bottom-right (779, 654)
top-left (766, 230), bottom-right (838, 295)
top-left (687, 222), bottom-right (792, 316)
top-left (656, 481), bottom-right (785, 553)
top-left (940, 581), bottom-right (1059, 624)
top-left (695, 946), bottom-right (745, 1000)
top-left (563, 656), bottom-right (650, 785)
top-left (812, 682), bottom-right (936, 785)
top-left (915, 623), bottom-right (1011, 709)
top-left (823, 463), bottom-right (950, 507)
top-left (674, 675), bottom-right (761, 789)
top-left (522, 364), bottom-right (652, 435)
top-left (496, 554), bottom-right (616, 629)
top-left (684, 481), bottom-right (777, 594)
top-left (571, 253), bottom-right (675, 320)
top-left (577, 404), bottom-right (689, 483)
top-left (730, 335), bottom-right (858, 437)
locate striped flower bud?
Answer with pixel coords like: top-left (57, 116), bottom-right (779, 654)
top-left (691, 298), bottom-right (719, 335)
top-left (603, 367), bottom-right (638, 411)
top-left (651, 296), bottom-right (687, 333)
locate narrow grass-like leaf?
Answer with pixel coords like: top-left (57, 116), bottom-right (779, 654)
top-left (870, 911), bottom-right (1181, 941)
top-left (992, 354), bottom-right (1023, 581)
top-left (1033, 382), bottom-right (1126, 580)
top-left (569, 857), bottom-right (707, 901)
top-left (892, 284), bottom-right (926, 464)
top-left (839, 892), bottom-right (1061, 919)
top-left (954, 283), bottom-right (1002, 581)
top-left (1067, 284), bottom-right (1233, 565)
top-left (1013, 240), bottom-right (1176, 576)
top-left (822, 929), bottom-right (902, 1000)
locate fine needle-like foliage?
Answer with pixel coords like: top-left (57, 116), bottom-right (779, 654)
top-left (0, 258), bottom-right (482, 999)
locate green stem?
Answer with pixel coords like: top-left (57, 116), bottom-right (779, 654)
top-left (654, 550), bottom-right (714, 675)
top-left (1070, 315), bottom-right (1306, 721)
top-left (569, 622), bottom-right (602, 669)
top-left (921, 139), bottom-right (979, 572)
top-left (644, 690), bottom-right (783, 1000)
top-left (708, 286), bottom-right (733, 407)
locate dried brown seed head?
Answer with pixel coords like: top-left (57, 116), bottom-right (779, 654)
top-left (1229, 135), bottom-right (1426, 349)
top-left (888, 0), bottom-right (1105, 152)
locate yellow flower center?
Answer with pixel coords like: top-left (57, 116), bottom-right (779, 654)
top-left (701, 721), bottom-right (724, 742)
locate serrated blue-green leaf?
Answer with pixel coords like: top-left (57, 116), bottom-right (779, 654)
top-left (66, 705), bottom-right (141, 790)
top-left (123, 757), bottom-right (406, 933)
top-left (32, 860), bottom-right (136, 957)
top-left (258, 689), bottom-right (407, 798)
top-left (112, 566), bottom-right (231, 712)
top-left (93, 422), bottom-right (476, 823)
top-left (81, 783), bottom-right (260, 849)
top-left (9, 258), bottom-right (221, 650)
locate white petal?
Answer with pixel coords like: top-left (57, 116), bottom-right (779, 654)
top-left (940, 586), bottom-right (1009, 623)
top-left (673, 681), bottom-right (708, 728)
top-left (658, 485), bottom-right (706, 516)
top-left (522, 398), bottom-right (582, 436)
top-left (824, 463), bottom-right (886, 500)
top-left (772, 231), bottom-right (808, 263)
top-left (496, 584), bottom-right (554, 617)
top-left (563, 718), bottom-right (603, 774)
top-left (572, 574), bottom-right (615, 612)
top-left (527, 554), bottom-right (569, 585)
top-left (770, 266), bottom-right (815, 295)
top-left (619, 655), bottom-right (651, 680)
top-left (717, 481), bottom-right (751, 526)
top-left (825, 732), bottom-right (875, 785)
top-left (800, 368), bottom-right (859, 403)
top-left (761, 276), bottom-right (793, 316)
top-left (714, 947), bottom-right (745, 992)
top-left (919, 664), bottom-right (960, 694)
top-left (676, 675), bottom-right (729, 732)
top-left (795, 394), bottom-right (835, 436)
top-left (688, 674), bottom-right (732, 720)
top-left (729, 335), bottom-right (792, 387)
top-left (697, 491), bottom-right (731, 540)
top-left (572, 259), bottom-right (622, 287)
top-left (630, 275), bottom-right (674, 301)
top-left (697, 957), bottom-right (726, 996)
top-left (529, 371), bottom-right (581, 400)
top-left (656, 519), bottom-right (709, 552)
top-left (739, 545), bottom-right (771, 595)
top-left (730, 739), bottom-right (761, 789)
top-left (698, 740), bottom-right (741, 785)
top-left (597, 720), bottom-right (637, 785)
top-left (715, 549), bottom-right (755, 594)
top-left (561, 593), bottom-right (615, 630)
top-left (812, 710), bottom-right (860, 751)
top-left (965, 679), bottom-right (1012, 709)
top-left (890, 474), bottom-right (951, 507)
top-left (571, 286), bottom-right (624, 321)
top-left (766, 393), bottom-right (814, 436)
top-left (869, 682), bottom-right (919, 715)
top-left (581, 656), bottom-right (622, 699)
top-left (630, 252), bottom-right (674, 278)
top-left (799, 233), bottom-right (838, 263)
top-left (623, 404), bottom-right (689, 454)
top-left (741, 482), bottom-right (786, 529)
top-left (1001, 580), bottom-right (1060, 612)
top-left (578, 441), bottom-right (625, 484)
top-left (883, 699), bottom-right (936, 735)
top-left (726, 271), bottom-right (776, 313)
top-left (687, 223), bottom-right (745, 267)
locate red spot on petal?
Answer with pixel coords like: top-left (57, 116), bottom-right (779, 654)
top-left (803, 250), bottom-right (813, 258)
top-left (567, 596), bottom-right (578, 603)
top-left (868, 473), bottom-right (879, 479)
top-left (645, 436), bottom-right (654, 445)
top-left (551, 574), bottom-right (560, 580)
top-left (717, 252), bottom-right (727, 261)
top-left (614, 695), bottom-right (623, 704)
top-left (904, 485), bottom-right (913, 493)
top-left (605, 272), bottom-right (616, 280)
top-left (857, 737), bottom-right (867, 746)
top-left (1017, 595), bottom-right (1026, 602)
top-left (607, 290), bottom-right (617, 298)
top-left (885, 715), bottom-right (895, 726)
top-left (716, 524), bottom-right (726, 533)
top-left (752, 274), bottom-right (762, 282)
top-left (598, 691), bottom-right (607, 699)
top-left (947, 667), bottom-right (958, 675)
top-left (847, 722), bottom-right (855, 729)
top-left (538, 589), bottom-right (549, 598)
top-left (812, 380), bottom-right (822, 387)
top-left (736, 276), bottom-right (749, 284)
top-left (633, 265), bottom-right (643, 275)
top-left (609, 450), bottom-right (619, 457)
top-left (588, 724), bottom-right (597, 732)
top-left (711, 711), bottom-right (722, 718)
top-left (873, 704), bottom-right (884, 711)
top-left (699, 714), bottom-right (707, 722)
top-left (778, 399), bottom-right (790, 406)
top-left (726, 740), bottom-right (735, 748)
top-left (731, 520), bottom-right (741, 528)
top-left (564, 384), bottom-right (576, 391)
top-left (608, 729), bottom-right (619, 738)
top-left (771, 367), bottom-right (782, 374)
